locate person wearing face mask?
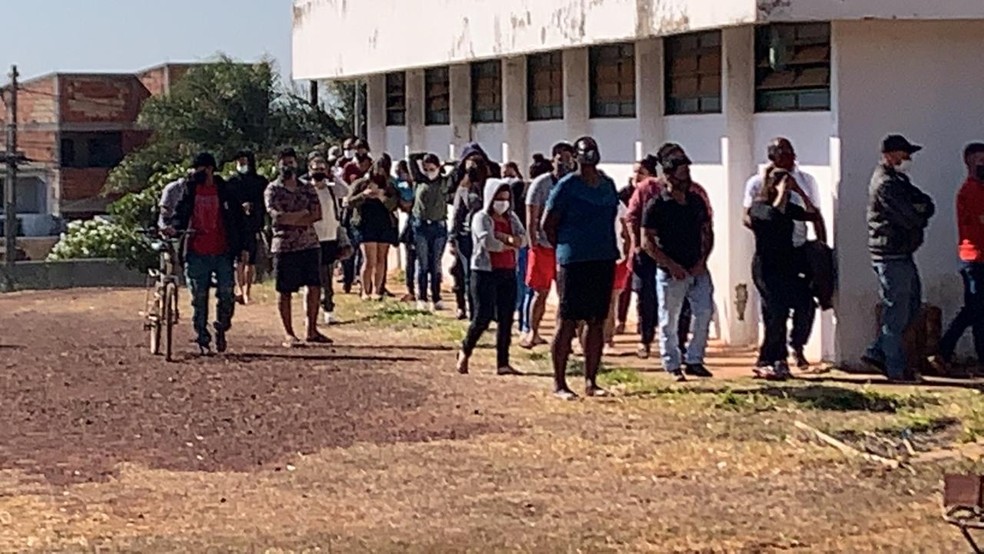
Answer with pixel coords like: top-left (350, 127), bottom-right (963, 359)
top-left (334, 137), bottom-right (357, 179)
top-left (345, 158), bottom-right (400, 301)
top-left (164, 152), bottom-right (245, 355)
top-left (936, 143), bottom-right (984, 373)
top-left (862, 135), bottom-right (935, 382)
top-left (502, 162), bottom-right (530, 334)
top-left (265, 148), bottom-right (331, 347)
top-left (519, 142), bottom-right (575, 349)
top-left (641, 145), bottom-right (716, 382)
top-left (613, 157), bottom-right (657, 338)
top-left (626, 145), bottom-right (712, 361)
top-left (543, 137), bottom-right (620, 400)
top-left (456, 179), bottom-right (528, 376)
top-left (306, 153), bottom-right (354, 325)
top-left (407, 153), bottom-right (453, 311)
top-left (393, 160), bottom-right (418, 304)
top-left (449, 143), bottom-right (492, 319)
top-left (342, 138), bottom-right (373, 185)
top-left (227, 150), bottom-right (269, 306)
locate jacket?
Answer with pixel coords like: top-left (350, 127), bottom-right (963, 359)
top-left (226, 152), bottom-right (268, 234)
top-left (470, 178), bottom-right (528, 271)
top-left (867, 164), bottom-right (935, 260)
top-left (800, 240), bottom-right (836, 311)
top-left (168, 175), bottom-right (244, 259)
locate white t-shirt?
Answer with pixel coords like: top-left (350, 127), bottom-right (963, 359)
top-left (615, 202), bottom-right (628, 255)
top-left (742, 165), bottom-right (819, 247)
top-left (313, 184), bottom-right (342, 242)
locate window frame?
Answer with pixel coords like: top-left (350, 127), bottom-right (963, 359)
top-left (470, 60), bottom-right (503, 124)
top-left (754, 22), bottom-right (831, 112)
top-left (589, 43), bottom-right (636, 119)
top-left (385, 71), bottom-right (406, 127)
top-left (664, 31), bottom-right (722, 115)
top-left (527, 51), bottom-right (564, 121)
top-left (424, 67), bottom-right (450, 126)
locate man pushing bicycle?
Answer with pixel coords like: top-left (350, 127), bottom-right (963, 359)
top-left (163, 152), bottom-right (247, 355)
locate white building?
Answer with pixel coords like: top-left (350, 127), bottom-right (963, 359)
top-left (293, 0), bottom-right (984, 365)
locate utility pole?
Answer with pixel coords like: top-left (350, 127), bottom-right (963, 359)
top-left (353, 79), bottom-right (363, 139)
top-left (4, 65), bottom-right (19, 270)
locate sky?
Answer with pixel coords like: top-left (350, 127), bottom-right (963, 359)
top-left (0, 0), bottom-right (295, 83)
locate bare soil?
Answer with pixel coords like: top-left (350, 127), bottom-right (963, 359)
top-left (0, 287), bottom-right (980, 553)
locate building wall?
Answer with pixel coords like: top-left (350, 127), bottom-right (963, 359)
top-left (833, 19), bottom-right (984, 362)
top-left (767, 0), bottom-right (984, 21)
top-left (58, 75), bottom-right (147, 125)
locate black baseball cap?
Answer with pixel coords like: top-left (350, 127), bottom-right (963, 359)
top-left (882, 135), bottom-right (922, 155)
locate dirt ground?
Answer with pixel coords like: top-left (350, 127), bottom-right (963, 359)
top-left (1, 286), bottom-right (983, 553)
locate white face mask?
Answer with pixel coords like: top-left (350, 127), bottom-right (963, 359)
top-left (425, 170), bottom-right (440, 181)
top-left (236, 164), bottom-right (249, 174)
top-left (344, 149), bottom-right (356, 159)
top-left (896, 159), bottom-right (913, 174)
top-left (493, 200), bottom-right (510, 215)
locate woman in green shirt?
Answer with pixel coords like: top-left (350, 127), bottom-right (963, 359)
top-left (408, 153), bottom-right (453, 310)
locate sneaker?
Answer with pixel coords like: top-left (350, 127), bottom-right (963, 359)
top-left (670, 369), bottom-right (687, 382)
top-left (456, 309), bottom-right (468, 321)
top-left (323, 312), bottom-right (334, 325)
top-left (432, 301), bottom-right (445, 312)
top-left (215, 330), bottom-right (227, 353)
top-left (793, 349), bottom-right (810, 370)
top-left (771, 361), bottom-right (792, 381)
top-left (685, 364), bottom-right (713, 378)
top-left (753, 365), bottom-right (775, 380)
top-left (636, 344), bottom-right (651, 360)
top-left (416, 300), bottom-right (429, 312)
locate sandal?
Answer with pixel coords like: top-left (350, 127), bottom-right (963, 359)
top-left (306, 333), bottom-right (334, 345)
top-left (282, 336), bottom-right (303, 349)
top-left (456, 351), bottom-right (469, 374)
top-left (585, 385), bottom-right (610, 398)
top-left (554, 388), bottom-right (579, 401)
top-left (496, 366), bottom-right (522, 376)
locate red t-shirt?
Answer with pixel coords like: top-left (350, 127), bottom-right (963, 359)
top-left (343, 160), bottom-right (369, 184)
top-left (187, 184), bottom-right (228, 256)
top-left (489, 218), bottom-right (517, 270)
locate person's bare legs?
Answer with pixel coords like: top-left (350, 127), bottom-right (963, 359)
top-left (583, 319), bottom-right (608, 396)
top-left (242, 264), bottom-right (255, 304)
top-left (604, 289), bottom-right (622, 348)
top-left (360, 243), bottom-right (376, 299)
top-left (278, 293), bottom-right (297, 343)
top-left (305, 285), bottom-right (329, 341)
top-left (521, 288), bottom-right (550, 348)
top-left (552, 319), bottom-right (579, 399)
top-left (373, 244), bottom-right (390, 300)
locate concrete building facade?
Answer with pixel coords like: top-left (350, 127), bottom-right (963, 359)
top-left (293, 0), bottom-right (984, 366)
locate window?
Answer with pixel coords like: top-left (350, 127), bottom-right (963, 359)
top-left (425, 67), bottom-right (450, 126)
top-left (755, 23), bottom-right (831, 112)
top-left (665, 31), bottom-right (722, 115)
top-left (527, 52), bottom-right (564, 121)
top-left (59, 132), bottom-right (124, 169)
top-left (385, 72), bottom-right (406, 126)
top-left (471, 60), bottom-right (502, 123)
top-left (589, 43), bottom-right (636, 118)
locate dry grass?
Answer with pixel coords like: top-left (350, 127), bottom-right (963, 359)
top-left (0, 287), bottom-right (982, 552)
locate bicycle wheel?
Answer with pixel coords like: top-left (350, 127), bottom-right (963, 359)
top-left (149, 284), bottom-right (163, 356)
top-left (163, 281), bottom-right (179, 362)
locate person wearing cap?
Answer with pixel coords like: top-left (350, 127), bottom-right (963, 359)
top-left (641, 144), bottom-right (715, 382)
top-left (934, 143), bottom-right (984, 374)
top-left (742, 138), bottom-right (826, 370)
top-left (863, 134), bottom-right (935, 382)
top-left (265, 147), bottom-right (332, 347)
top-left (165, 152), bottom-right (245, 355)
top-left (228, 150), bottom-right (269, 306)
top-left (304, 153), bottom-right (353, 325)
top-left (625, 144), bottom-right (712, 362)
top-left (543, 136), bottom-right (620, 399)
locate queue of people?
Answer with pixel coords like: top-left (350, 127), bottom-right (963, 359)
top-left (157, 130), bottom-right (984, 389)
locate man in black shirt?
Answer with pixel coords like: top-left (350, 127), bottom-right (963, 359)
top-left (228, 150), bottom-right (268, 305)
top-left (641, 150), bottom-right (715, 381)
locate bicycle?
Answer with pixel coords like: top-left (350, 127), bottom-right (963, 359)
top-left (141, 229), bottom-right (191, 362)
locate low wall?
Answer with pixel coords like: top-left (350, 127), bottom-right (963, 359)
top-left (0, 259), bottom-right (147, 292)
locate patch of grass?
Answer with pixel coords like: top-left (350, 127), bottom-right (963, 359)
top-left (600, 368), bottom-right (642, 387)
top-left (526, 351), bottom-right (548, 362)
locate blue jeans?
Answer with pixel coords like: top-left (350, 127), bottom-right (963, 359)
top-left (865, 258), bottom-right (922, 379)
top-left (940, 262), bottom-right (984, 361)
top-left (656, 270), bottom-right (714, 371)
top-left (185, 253), bottom-right (236, 347)
top-left (516, 246), bottom-right (530, 333)
top-left (413, 220), bottom-right (448, 303)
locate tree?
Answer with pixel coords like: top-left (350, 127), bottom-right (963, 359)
top-left (106, 55), bottom-right (346, 194)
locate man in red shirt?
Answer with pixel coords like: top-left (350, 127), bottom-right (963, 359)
top-left (166, 152), bottom-right (246, 354)
top-left (937, 142), bottom-right (984, 368)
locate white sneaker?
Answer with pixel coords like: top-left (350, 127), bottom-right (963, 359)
top-left (432, 301), bottom-right (445, 312)
top-left (323, 312), bottom-right (334, 325)
top-left (416, 300), bottom-right (429, 312)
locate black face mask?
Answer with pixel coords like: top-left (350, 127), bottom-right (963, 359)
top-left (311, 172), bottom-right (328, 182)
top-left (190, 170), bottom-right (208, 185)
top-left (280, 166), bottom-right (295, 180)
top-left (976, 165), bottom-right (984, 181)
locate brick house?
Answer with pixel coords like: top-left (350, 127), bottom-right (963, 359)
top-left (0, 63), bottom-right (194, 231)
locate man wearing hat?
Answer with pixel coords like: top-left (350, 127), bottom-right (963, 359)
top-left (863, 134), bottom-right (935, 382)
top-left (165, 152), bottom-right (246, 355)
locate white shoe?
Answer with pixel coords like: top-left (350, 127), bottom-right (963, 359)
top-left (323, 312), bottom-right (334, 325)
top-left (432, 301), bottom-right (445, 312)
top-left (416, 300), bottom-right (429, 312)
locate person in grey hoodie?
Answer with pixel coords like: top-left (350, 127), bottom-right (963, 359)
top-left (863, 134), bottom-right (935, 382)
top-left (456, 178), bottom-right (528, 376)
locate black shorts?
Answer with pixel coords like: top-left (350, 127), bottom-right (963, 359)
top-left (242, 233), bottom-right (260, 265)
top-left (273, 248), bottom-right (322, 294)
top-left (558, 260), bottom-right (616, 322)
